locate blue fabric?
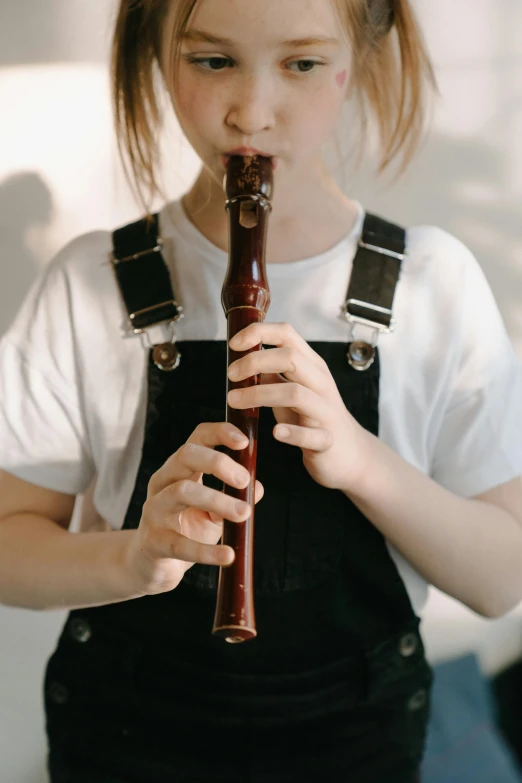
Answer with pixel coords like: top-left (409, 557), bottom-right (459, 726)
top-left (421, 654), bottom-right (522, 783)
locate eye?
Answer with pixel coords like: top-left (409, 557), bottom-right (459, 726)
top-left (287, 60), bottom-right (325, 73)
top-left (185, 56), bottom-right (232, 71)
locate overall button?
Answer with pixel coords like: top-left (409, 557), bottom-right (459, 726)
top-left (407, 689), bottom-right (427, 712)
top-left (347, 341), bottom-right (376, 371)
top-left (69, 617), bottom-right (92, 643)
top-left (399, 632), bottom-right (418, 658)
top-left (48, 682), bottom-right (69, 706)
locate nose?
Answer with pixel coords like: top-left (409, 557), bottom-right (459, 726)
top-left (225, 72), bottom-right (276, 136)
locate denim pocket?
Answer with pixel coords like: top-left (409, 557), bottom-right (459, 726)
top-left (358, 626), bottom-right (434, 769)
top-left (44, 613), bottom-right (143, 746)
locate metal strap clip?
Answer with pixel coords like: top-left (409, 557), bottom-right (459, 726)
top-left (129, 301), bottom-right (184, 334)
top-left (141, 321), bottom-right (182, 372)
top-left (358, 241), bottom-right (405, 262)
top-left (112, 240), bottom-right (164, 265)
top-left (343, 299), bottom-right (395, 334)
top-left (343, 239), bottom-right (404, 333)
top-left (344, 223), bottom-right (405, 371)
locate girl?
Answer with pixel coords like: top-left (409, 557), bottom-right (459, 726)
top-left (1, 0), bottom-right (522, 781)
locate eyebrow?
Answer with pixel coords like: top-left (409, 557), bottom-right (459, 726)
top-left (182, 30), bottom-right (339, 47)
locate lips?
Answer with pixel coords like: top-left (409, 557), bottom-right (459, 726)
top-left (222, 151), bottom-right (277, 169)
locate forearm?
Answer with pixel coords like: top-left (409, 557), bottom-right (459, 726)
top-left (0, 514), bottom-right (144, 611)
top-left (346, 431), bottom-right (522, 618)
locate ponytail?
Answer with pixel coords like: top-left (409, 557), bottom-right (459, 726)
top-left (337, 0), bottom-right (437, 172)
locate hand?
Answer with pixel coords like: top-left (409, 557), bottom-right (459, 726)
top-left (227, 322), bottom-right (373, 493)
top-left (124, 423), bottom-right (265, 596)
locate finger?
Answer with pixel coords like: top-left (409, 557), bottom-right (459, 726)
top-left (228, 345), bottom-right (328, 396)
top-left (209, 479), bottom-right (264, 524)
top-left (254, 479), bottom-right (265, 503)
top-left (229, 322), bottom-right (325, 367)
top-left (147, 528), bottom-right (235, 567)
top-left (274, 424), bottom-right (333, 452)
top-left (228, 382), bottom-right (329, 426)
top-left (153, 479), bottom-right (252, 527)
top-left (148, 423), bottom-right (249, 497)
top-left (187, 422), bottom-right (248, 450)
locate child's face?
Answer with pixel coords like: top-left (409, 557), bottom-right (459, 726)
top-left (163, 0), bottom-right (351, 188)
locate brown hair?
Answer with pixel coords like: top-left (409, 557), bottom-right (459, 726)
top-left (111, 0), bottom-right (436, 208)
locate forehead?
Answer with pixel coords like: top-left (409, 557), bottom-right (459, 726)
top-left (177, 0), bottom-right (344, 43)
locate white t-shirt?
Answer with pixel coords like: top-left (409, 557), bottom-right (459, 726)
top-left (1, 199), bottom-right (522, 615)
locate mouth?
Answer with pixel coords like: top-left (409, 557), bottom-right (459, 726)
top-left (222, 151), bottom-right (277, 170)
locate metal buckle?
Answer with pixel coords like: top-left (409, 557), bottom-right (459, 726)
top-left (344, 239), bottom-right (403, 370)
top-left (152, 342), bottom-right (182, 372)
top-left (129, 301), bottom-right (184, 334)
top-left (344, 239), bottom-right (404, 332)
top-left (112, 240), bottom-right (164, 265)
top-left (142, 322), bottom-right (182, 372)
top-left (358, 241), bottom-right (405, 262)
top-left (343, 299), bottom-right (395, 333)
top-left (347, 341), bottom-right (377, 372)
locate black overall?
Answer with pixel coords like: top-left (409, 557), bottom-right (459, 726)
top-left (44, 214), bottom-right (433, 783)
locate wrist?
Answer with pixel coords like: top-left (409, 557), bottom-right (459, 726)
top-left (340, 425), bottom-right (381, 499)
top-left (112, 529), bottom-right (149, 601)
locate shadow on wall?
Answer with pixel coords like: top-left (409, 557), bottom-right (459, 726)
top-left (0, 172), bottom-right (54, 336)
top-left (346, 132), bottom-right (522, 338)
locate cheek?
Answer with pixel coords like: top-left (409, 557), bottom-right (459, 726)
top-left (173, 74), bottom-right (219, 132)
top-left (336, 70), bottom-right (348, 89)
top-left (290, 85), bottom-right (344, 146)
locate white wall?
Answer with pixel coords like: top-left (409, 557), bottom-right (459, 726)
top-left (0, 1), bottom-right (521, 780)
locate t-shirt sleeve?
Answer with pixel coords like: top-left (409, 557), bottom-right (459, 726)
top-left (430, 238), bottom-right (522, 497)
top-left (0, 254), bottom-right (95, 495)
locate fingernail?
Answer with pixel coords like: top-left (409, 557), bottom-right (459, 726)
top-left (276, 426), bottom-right (291, 439)
top-left (224, 549), bottom-right (235, 565)
top-left (235, 501), bottom-right (250, 515)
top-left (218, 549), bottom-right (234, 565)
top-left (228, 390), bottom-right (242, 404)
top-left (230, 431), bottom-right (247, 442)
top-left (228, 363), bottom-right (239, 379)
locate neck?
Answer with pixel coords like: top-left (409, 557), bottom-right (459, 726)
top-left (182, 157), bottom-right (359, 264)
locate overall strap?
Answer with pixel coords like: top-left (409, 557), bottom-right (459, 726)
top-left (110, 210), bottom-right (406, 373)
top-left (111, 214), bottom-right (184, 371)
top-left (344, 212), bottom-right (406, 371)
